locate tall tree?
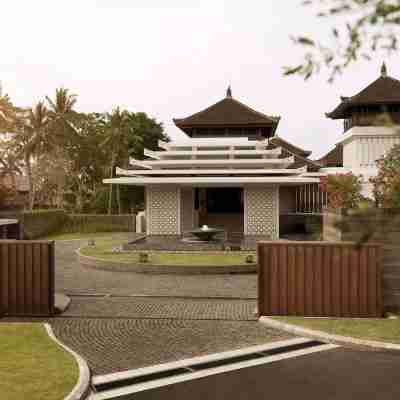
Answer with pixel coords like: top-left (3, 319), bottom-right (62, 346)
top-left (4, 102), bottom-right (50, 210)
top-left (286, 0), bottom-right (400, 81)
top-left (101, 108), bottom-right (137, 214)
top-left (0, 89), bottom-right (16, 131)
top-left (46, 88), bottom-right (79, 208)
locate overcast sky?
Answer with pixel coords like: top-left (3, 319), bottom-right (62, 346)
top-left (2, 0), bottom-right (399, 158)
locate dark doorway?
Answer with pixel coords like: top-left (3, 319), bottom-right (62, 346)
top-left (205, 188), bottom-right (243, 214)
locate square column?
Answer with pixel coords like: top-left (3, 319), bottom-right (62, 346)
top-left (244, 186), bottom-right (279, 239)
top-left (146, 186), bottom-right (181, 235)
top-left (180, 187), bottom-right (196, 233)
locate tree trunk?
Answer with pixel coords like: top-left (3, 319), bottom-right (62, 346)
top-left (117, 185), bottom-right (121, 215)
top-left (108, 154), bottom-right (116, 215)
top-left (24, 153), bottom-right (34, 211)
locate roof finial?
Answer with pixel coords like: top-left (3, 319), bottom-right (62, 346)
top-left (381, 62), bottom-right (388, 78)
top-left (226, 85), bottom-right (232, 98)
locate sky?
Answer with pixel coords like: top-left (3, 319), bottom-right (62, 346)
top-left (2, 0), bottom-right (400, 158)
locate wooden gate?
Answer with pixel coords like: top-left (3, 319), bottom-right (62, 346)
top-left (258, 241), bottom-right (383, 318)
top-left (0, 240), bottom-right (55, 317)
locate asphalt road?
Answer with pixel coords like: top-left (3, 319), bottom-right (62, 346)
top-left (126, 347), bottom-right (400, 400)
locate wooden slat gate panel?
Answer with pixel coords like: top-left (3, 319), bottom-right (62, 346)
top-left (0, 240), bottom-right (55, 317)
top-left (258, 242), bottom-right (383, 318)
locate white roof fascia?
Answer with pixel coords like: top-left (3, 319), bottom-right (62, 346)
top-left (143, 149), bottom-right (161, 160)
top-left (140, 156), bottom-right (294, 168)
top-left (158, 140), bottom-right (170, 150)
top-left (103, 176), bottom-right (320, 186)
top-left (128, 158), bottom-right (153, 170)
top-left (116, 167), bottom-right (304, 176)
top-left (161, 138), bottom-right (270, 149)
top-left (319, 167), bottom-right (351, 174)
top-left (144, 148), bottom-right (282, 158)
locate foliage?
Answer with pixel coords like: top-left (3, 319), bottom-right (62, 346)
top-left (371, 143), bottom-right (400, 207)
top-left (286, 0), bottom-right (400, 81)
top-left (20, 209), bottom-right (69, 239)
top-left (320, 172), bottom-right (363, 210)
top-left (0, 92), bottom-right (16, 131)
top-left (1, 85), bottom-right (167, 214)
top-left (0, 181), bottom-right (14, 208)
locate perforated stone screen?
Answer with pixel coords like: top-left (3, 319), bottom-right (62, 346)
top-left (244, 186), bottom-right (279, 238)
top-left (146, 187), bottom-right (180, 235)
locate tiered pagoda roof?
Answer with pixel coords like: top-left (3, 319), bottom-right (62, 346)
top-left (327, 63), bottom-right (400, 119)
top-left (174, 87), bottom-right (281, 138)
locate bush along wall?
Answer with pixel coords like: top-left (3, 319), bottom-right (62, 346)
top-left (63, 214), bottom-right (136, 234)
top-left (0, 210), bottom-right (136, 238)
top-left (11, 210), bottom-right (68, 239)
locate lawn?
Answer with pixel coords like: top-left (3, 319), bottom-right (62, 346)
top-left (0, 323), bottom-right (79, 400)
top-left (80, 238), bottom-right (256, 266)
top-left (274, 317), bottom-right (400, 344)
top-left (43, 231), bottom-right (133, 240)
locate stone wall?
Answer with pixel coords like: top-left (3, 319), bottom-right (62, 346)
top-left (244, 186), bottom-right (279, 239)
top-left (323, 209), bottom-right (400, 311)
top-left (146, 186), bottom-right (180, 235)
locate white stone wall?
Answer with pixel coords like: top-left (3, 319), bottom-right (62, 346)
top-left (244, 186), bottom-right (279, 238)
top-left (335, 126), bottom-right (400, 198)
top-left (146, 186), bottom-right (181, 235)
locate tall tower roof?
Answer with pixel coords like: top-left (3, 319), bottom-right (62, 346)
top-left (327, 63), bottom-right (400, 119)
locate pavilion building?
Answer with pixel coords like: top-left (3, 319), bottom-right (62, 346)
top-left (321, 63), bottom-right (400, 197)
top-left (104, 88), bottom-right (323, 241)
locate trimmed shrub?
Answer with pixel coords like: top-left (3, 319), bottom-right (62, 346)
top-left (20, 210), bottom-right (68, 239)
top-left (61, 214), bottom-right (136, 234)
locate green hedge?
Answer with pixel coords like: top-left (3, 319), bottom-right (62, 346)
top-left (62, 214), bottom-right (135, 234)
top-left (0, 210), bottom-right (136, 239)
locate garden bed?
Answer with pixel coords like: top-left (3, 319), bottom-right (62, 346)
top-left (77, 238), bottom-right (257, 274)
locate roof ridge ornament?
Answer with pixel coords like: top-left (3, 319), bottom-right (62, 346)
top-left (381, 62), bottom-right (388, 78)
top-left (226, 85), bottom-right (232, 98)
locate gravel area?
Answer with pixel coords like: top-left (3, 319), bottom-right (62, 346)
top-left (56, 237), bottom-right (257, 298)
top-left (50, 318), bottom-right (292, 375)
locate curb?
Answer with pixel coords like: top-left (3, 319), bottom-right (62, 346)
top-left (259, 316), bottom-right (400, 351)
top-left (77, 249), bottom-right (257, 275)
top-left (44, 324), bottom-right (91, 400)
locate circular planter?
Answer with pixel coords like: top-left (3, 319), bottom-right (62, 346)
top-left (77, 249), bottom-right (257, 275)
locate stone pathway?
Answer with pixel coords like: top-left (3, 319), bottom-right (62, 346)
top-left (63, 296), bottom-right (257, 321)
top-left (50, 236), bottom-right (287, 375)
top-left (50, 318), bottom-right (292, 375)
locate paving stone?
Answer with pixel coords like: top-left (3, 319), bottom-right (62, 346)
top-left (63, 297), bottom-right (257, 320)
top-left (50, 318), bottom-right (292, 375)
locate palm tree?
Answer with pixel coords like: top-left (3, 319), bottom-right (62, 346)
top-left (101, 108), bottom-right (133, 214)
top-left (12, 102), bottom-right (50, 210)
top-left (0, 90), bottom-right (16, 131)
top-left (46, 88), bottom-right (78, 208)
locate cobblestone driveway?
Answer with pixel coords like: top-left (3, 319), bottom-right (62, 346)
top-left (51, 318), bottom-right (291, 375)
top-left (55, 236), bottom-right (257, 298)
top-left (50, 236), bottom-right (288, 375)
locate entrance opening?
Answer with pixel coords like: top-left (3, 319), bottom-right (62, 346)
top-left (197, 188), bottom-right (244, 240)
